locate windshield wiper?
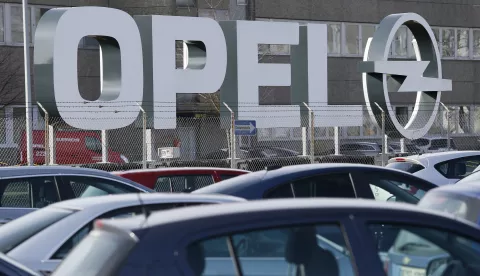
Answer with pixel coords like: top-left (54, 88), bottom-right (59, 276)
top-left (398, 242), bottom-right (429, 251)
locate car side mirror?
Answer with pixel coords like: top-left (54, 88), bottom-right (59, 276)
top-left (387, 196), bottom-right (396, 202)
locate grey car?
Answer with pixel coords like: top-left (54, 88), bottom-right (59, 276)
top-left (53, 199), bottom-right (480, 276)
top-left (0, 193), bottom-right (244, 275)
top-left (0, 166), bottom-right (154, 222)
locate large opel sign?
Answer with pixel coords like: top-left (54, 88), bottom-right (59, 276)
top-left (33, 7), bottom-right (451, 139)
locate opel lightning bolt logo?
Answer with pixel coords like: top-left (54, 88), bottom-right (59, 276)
top-left (358, 13), bottom-right (452, 140)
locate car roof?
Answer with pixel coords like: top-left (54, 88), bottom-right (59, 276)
top-left (0, 166), bottom-right (154, 192)
top-left (104, 198), bottom-right (477, 232)
top-left (391, 151), bottom-right (480, 167)
top-left (112, 167), bottom-right (250, 175)
top-left (192, 163), bottom-right (420, 195)
top-left (48, 193), bottom-right (246, 211)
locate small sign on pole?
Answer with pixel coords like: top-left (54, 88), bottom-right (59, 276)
top-left (235, 120), bottom-right (256, 136)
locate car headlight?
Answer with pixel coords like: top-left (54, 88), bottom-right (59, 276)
top-left (120, 154), bottom-right (129, 163)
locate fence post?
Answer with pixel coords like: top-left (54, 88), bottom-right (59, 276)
top-left (440, 102), bottom-right (450, 150)
top-left (303, 103), bottom-right (315, 164)
top-left (136, 103), bottom-right (147, 169)
top-left (101, 130), bottom-right (108, 163)
top-left (37, 102), bottom-right (49, 165)
top-left (334, 127), bottom-right (340, 155)
top-left (374, 102), bottom-right (385, 166)
top-left (48, 125), bottom-right (56, 165)
top-left (400, 138), bottom-right (405, 154)
top-left (302, 127), bottom-right (307, 156)
top-left (223, 103), bottom-right (236, 169)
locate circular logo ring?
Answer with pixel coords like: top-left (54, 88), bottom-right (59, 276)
top-left (361, 13), bottom-right (451, 140)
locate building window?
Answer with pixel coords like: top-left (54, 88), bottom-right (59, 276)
top-left (344, 24), bottom-right (359, 55)
top-left (432, 28), bottom-right (441, 54)
top-left (473, 29), bottom-right (480, 58)
top-left (441, 28), bottom-right (455, 57)
top-left (361, 24), bottom-right (375, 54)
top-left (456, 28), bottom-right (469, 58)
top-left (393, 26), bottom-right (408, 57)
top-left (0, 5), bottom-right (4, 43)
top-left (327, 23), bottom-right (341, 54)
top-left (10, 5), bottom-right (31, 44)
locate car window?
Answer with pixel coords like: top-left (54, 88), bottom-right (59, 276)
top-left (365, 173), bottom-right (431, 203)
top-left (386, 161), bottom-right (425, 174)
top-left (436, 156), bottom-right (480, 180)
top-left (367, 223), bottom-right (480, 276)
top-left (219, 174), bottom-right (240, 181)
top-left (0, 176), bottom-right (58, 208)
top-left (189, 224), bottom-right (356, 276)
top-left (265, 173), bottom-right (356, 199)
top-left (85, 136), bottom-right (102, 152)
top-left (61, 176), bottom-right (139, 198)
top-left (418, 191), bottom-right (480, 225)
top-left (154, 175), bottom-right (215, 192)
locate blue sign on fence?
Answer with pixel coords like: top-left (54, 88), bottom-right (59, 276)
top-left (235, 120), bottom-right (256, 136)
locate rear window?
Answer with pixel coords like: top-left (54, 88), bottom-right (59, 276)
top-left (418, 191), bottom-right (480, 224)
top-left (386, 161), bottom-right (425, 173)
top-left (52, 227), bottom-right (138, 276)
top-left (154, 175), bottom-right (215, 192)
top-left (0, 207), bottom-right (74, 253)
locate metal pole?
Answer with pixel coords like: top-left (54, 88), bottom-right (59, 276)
top-left (303, 103), bottom-right (314, 164)
top-left (136, 103), bottom-right (147, 169)
top-left (374, 102), bottom-right (385, 166)
top-left (440, 102), bottom-right (450, 151)
top-left (22, 0), bottom-right (33, 166)
top-left (334, 127), bottom-right (340, 155)
top-left (223, 103), bottom-right (236, 169)
top-left (37, 102), bottom-right (49, 165)
top-left (101, 130), bottom-right (108, 163)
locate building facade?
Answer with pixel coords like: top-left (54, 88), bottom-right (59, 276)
top-left (0, 0), bottom-right (477, 164)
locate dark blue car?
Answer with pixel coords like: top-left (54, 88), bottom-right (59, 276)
top-left (192, 164), bottom-right (437, 204)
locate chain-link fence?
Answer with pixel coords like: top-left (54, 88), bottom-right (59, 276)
top-left (2, 103), bottom-right (479, 171)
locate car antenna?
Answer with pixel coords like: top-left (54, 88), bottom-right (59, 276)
top-left (136, 193), bottom-right (151, 221)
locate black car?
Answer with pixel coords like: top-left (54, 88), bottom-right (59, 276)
top-left (53, 199), bottom-right (480, 276)
top-left (192, 163), bottom-right (438, 204)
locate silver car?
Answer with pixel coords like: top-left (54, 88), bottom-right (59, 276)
top-left (0, 193), bottom-right (244, 275)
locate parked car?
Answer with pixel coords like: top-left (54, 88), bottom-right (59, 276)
top-left (0, 166), bottom-right (154, 222)
top-left (386, 151), bottom-right (480, 185)
top-left (52, 199), bottom-right (480, 276)
top-left (192, 164), bottom-right (437, 204)
top-left (20, 130), bottom-right (129, 165)
top-left (0, 193), bottom-right (244, 275)
top-left (112, 167), bottom-right (250, 192)
top-left (411, 136), bottom-right (457, 153)
top-left (0, 252), bottom-right (40, 276)
top-left (203, 146), bottom-right (300, 160)
top-left (389, 141), bottom-right (419, 154)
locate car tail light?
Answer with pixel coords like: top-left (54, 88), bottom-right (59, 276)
top-left (395, 158), bottom-right (406, 162)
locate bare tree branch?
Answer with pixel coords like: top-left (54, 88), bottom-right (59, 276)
top-left (0, 48), bottom-right (25, 109)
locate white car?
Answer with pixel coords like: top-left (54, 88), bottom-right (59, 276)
top-left (0, 193), bottom-right (245, 275)
top-left (386, 151), bottom-right (480, 185)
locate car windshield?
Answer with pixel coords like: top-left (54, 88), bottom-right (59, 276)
top-left (419, 191), bottom-right (478, 223)
top-left (0, 207), bottom-right (74, 253)
top-left (386, 161), bottom-right (425, 174)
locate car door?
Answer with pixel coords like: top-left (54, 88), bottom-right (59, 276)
top-left (352, 170), bottom-right (437, 204)
top-left (263, 173), bottom-right (358, 199)
top-left (359, 219), bottom-right (480, 276)
top-left (173, 220), bottom-right (366, 276)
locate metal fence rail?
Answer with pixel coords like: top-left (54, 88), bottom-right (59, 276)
top-left (2, 102), bottom-right (479, 171)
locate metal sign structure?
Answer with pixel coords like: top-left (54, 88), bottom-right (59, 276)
top-left (358, 13), bottom-right (452, 140)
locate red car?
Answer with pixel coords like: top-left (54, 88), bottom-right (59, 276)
top-left (112, 167), bottom-right (250, 192)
